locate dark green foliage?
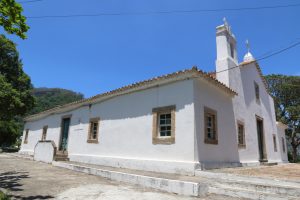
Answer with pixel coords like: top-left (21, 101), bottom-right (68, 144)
top-left (29, 87), bottom-right (84, 115)
top-left (0, 34), bottom-right (35, 120)
top-left (0, 0), bottom-right (29, 39)
top-left (0, 119), bottom-right (20, 147)
top-left (265, 74), bottom-right (300, 162)
top-left (0, 34), bottom-right (34, 147)
top-left (0, 191), bottom-right (10, 200)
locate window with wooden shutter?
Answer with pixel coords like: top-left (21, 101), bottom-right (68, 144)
top-left (204, 107), bottom-right (218, 145)
top-left (87, 117), bottom-right (100, 143)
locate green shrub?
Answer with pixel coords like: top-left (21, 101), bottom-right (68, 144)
top-left (0, 191), bottom-right (10, 200)
top-left (288, 151), bottom-right (294, 162)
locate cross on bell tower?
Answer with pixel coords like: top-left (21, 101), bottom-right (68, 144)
top-left (246, 39), bottom-right (250, 53)
top-left (243, 39), bottom-right (255, 62)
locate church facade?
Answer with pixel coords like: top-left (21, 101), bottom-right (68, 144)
top-left (20, 21), bottom-right (288, 175)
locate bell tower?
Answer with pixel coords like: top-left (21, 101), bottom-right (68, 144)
top-left (215, 18), bottom-right (238, 88)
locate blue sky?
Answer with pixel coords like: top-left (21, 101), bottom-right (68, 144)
top-left (6, 0), bottom-right (300, 97)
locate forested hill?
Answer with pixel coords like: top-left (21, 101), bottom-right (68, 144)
top-left (29, 88), bottom-right (84, 115)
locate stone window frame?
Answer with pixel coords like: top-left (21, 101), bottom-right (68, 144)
top-left (282, 137), bottom-right (286, 153)
top-left (41, 125), bottom-right (48, 141)
top-left (204, 106), bottom-right (218, 145)
top-left (254, 81), bottom-right (260, 101)
top-left (87, 117), bottom-right (100, 144)
top-left (152, 105), bottom-right (176, 145)
top-left (272, 134), bottom-right (278, 152)
top-left (24, 129), bottom-right (29, 144)
top-left (237, 120), bottom-right (246, 148)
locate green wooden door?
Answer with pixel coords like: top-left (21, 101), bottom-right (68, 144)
top-left (59, 118), bottom-right (70, 151)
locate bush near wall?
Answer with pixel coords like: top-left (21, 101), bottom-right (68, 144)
top-left (0, 191), bottom-right (10, 200)
top-left (288, 151), bottom-right (300, 163)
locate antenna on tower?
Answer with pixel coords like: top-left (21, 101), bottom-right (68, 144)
top-left (223, 17), bottom-right (228, 26)
top-left (246, 39), bottom-right (250, 53)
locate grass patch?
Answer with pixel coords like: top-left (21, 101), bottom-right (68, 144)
top-left (0, 191), bottom-right (10, 200)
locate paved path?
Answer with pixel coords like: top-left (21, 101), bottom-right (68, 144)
top-left (0, 154), bottom-right (242, 200)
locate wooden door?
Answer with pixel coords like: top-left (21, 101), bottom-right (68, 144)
top-left (59, 118), bottom-right (70, 151)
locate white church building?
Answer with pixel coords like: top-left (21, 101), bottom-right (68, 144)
top-left (20, 20), bottom-right (288, 175)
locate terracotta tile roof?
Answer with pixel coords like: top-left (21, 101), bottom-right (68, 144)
top-left (25, 66), bottom-right (237, 122)
top-left (208, 71), bottom-right (216, 78)
top-left (276, 121), bottom-right (288, 129)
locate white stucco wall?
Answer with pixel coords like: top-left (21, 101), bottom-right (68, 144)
top-left (20, 79), bottom-right (197, 175)
top-left (34, 141), bottom-right (56, 163)
top-left (69, 79), bottom-right (196, 174)
top-left (238, 64), bottom-right (285, 164)
top-left (277, 123), bottom-right (288, 162)
top-left (214, 21), bottom-right (286, 165)
top-left (193, 78), bottom-right (240, 168)
top-left (20, 113), bottom-right (63, 156)
top-left (19, 64), bottom-right (287, 174)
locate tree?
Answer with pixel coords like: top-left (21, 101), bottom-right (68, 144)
top-left (0, 0), bottom-right (29, 39)
top-left (0, 34), bottom-right (34, 146)
top-left (265, 75), bottom-right (300, 162)
top-left (0, 34), bottom-right (35, 119)
top-left (0, 118), bottom-right (22, 146)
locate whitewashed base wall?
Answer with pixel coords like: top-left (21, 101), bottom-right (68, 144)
top-left (69, 154), bottom-right (200, 175)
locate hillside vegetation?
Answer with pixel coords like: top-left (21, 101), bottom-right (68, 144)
top-left (29, 87), bottom-right (84, 115)
top-left (0, 87), bottom-right (84, 147)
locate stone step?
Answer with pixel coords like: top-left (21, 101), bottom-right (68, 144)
top-left (54, 157), bottom-right (69, 161)
top-left (260, 162), bottom-right (278, 166)
top-left (209, 185), bottom-right (299, 200)
top-left (52, 161), bottom-right (207, 197)
top-left (211, 180), bottom-right (300, 198)
top-left (54, 152), bottom-right (69, 161)
top-left (196, 170), bottom-right (300, 199)
top-left (55, 154), bottom-right (68, 158)
top-left (55, 151), bottom-right (68, 156)
top-left (196, 170), bottom-right (300, 187)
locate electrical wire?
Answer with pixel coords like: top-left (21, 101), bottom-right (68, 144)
top-left (19, 0), bottom-right (43, 4)
top-left (256, 41), bottom-right (300, 61)
top-left (26, 3), bottom-right (300, 19)
top-left (215, 40), bottom-right (300, 74)
top-left (17, 1), bottom-right (300, 73)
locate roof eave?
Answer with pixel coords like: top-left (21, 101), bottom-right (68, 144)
top-left (276, 121), bottom-right (288, 129)
top-left (24, 67), bottom-right (237, 122)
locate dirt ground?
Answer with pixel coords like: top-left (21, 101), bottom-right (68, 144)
top-left (212, 163), bottom-right (300, 182)
top-left (0, 153), bottom-right (244, 200)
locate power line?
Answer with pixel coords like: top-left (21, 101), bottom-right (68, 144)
top-left (256, 39), bottom-right (300, 59)
top-left (215, 40), bottom-right (300, 74)
top-left (256, 41), bottom-right (300, 61)
top-left (27, 3), bottom-right (300, 19)
top-left (19, 0), bottom-right (44, 4)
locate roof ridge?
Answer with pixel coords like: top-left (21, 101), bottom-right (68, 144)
top-left (25, 66), bottom-right (236, 121)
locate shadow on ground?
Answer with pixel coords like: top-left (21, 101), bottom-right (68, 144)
top-left (0, 171), bottom-right (29, 192)
top-left (9, 195), bottom-right (54, 200)
top-left (0, 171), bottom-right (54, 199)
